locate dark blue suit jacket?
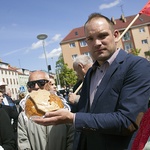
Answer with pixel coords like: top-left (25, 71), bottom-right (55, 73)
top-left (74, 50), bottom-right (150, 150)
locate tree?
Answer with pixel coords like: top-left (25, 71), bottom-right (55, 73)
top-left (130, 48), bottom-right (141, 56)
top-left (56, 53), bottom-right (77, 88)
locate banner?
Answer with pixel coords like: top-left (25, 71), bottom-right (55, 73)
top-left (139, 0), bottom-right (150, 16)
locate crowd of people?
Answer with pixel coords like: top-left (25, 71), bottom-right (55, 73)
top-left (0, 12), bottom-right (150, 150)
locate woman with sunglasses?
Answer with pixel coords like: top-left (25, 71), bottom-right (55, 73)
top-left (17, 70), bottom-right (74, 150)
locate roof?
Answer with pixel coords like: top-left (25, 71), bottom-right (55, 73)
top-left (60, 26), bottom-right (85, 44)
top-left (60, 14), bottom-right (150, 44)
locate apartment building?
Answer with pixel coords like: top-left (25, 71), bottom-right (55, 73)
top-left (60, 14), bottom-right (150, 69)
top-left (0, 62), bottom-right (30, 100)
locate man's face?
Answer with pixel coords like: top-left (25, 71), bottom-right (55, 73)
top-left (0, 85), bottom-right (6, 93)
top-left (27, 71), bottom-right (49, 92)
top-left (85, 18), bottom-right (119, 65)
top-left (0, 92), bottom-right (3, 104)
top-left (73, 64), bottom-right (84, 81)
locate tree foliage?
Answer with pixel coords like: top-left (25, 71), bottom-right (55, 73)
top-left (130, 48), bottom-right (141, 56)
top-left (56, 53), bottom-right (77, 88)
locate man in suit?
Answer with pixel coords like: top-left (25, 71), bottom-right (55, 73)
top-left (33, 13), bottom-right (150, 150)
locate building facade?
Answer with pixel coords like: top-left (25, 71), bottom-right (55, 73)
top-left (0, 62), bottom-right (30, 100)
top-left (60, 14), bottom-right (150, 69)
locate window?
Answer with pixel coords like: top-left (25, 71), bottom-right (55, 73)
top-left (6, 78), bottom-right (9, 84)
top-left (10, 79), bottom-right (12, 84)
top-left (124, 42), bottom-right (133, 51)
top-left (122, 32), bottom-right (130, 41)
top-left (83, 52), bottom-right (90, 56)
top-left (69, 42), bottom-right (76, 48)
top-left (142, 39), bottom-right (148, 44)
top-left (13, 79), bottom-right (15, 84)
top-left (72, 54), bottom-right (77, 60)
top-left (75, 32), bottom-right (78, 36)
top-left (139, 27), bottom-right (145, 32)
top-left (12, 88), bottom-right (14, 94)
top-left (80, 40), bottom-right (87, 47)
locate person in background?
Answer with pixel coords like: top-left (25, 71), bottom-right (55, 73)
top-left (17, 70), bottom-right (74, 150)
top-left (1, 85), bottom-right (18, 113)
top-left (14, 92), bottom-right (25, 113)
top-left (68, 55), bottom-right (93, 105)
top-left (0, 91), bottom-right (3, 104)
top-left (45, 75), bottom-right (71, 111)
top-left (0, 103), bottom-right (16, 150)
top-left (45, 75), bottom-right (57, 94)
top-left (32, 13), bottom-right (150, 150)
top-left (0, 90), bottom-right (18, 150)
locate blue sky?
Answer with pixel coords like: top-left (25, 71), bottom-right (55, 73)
top-left (0, 0), bottom-right (149, 73)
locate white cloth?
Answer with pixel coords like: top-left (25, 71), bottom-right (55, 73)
top-left (0, 146), bottom-right (4, 150)
top-left (2, 97), bottom-right (9, 105)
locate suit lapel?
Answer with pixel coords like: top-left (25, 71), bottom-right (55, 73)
top-left (90, 50), bottom-right (127, 112)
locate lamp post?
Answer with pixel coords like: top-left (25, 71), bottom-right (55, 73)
top-left (37, 34), bottom-right (49, 72)
top-left (55, 65), bottom-right (61, 90)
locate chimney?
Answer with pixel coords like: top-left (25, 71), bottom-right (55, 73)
top-left (111, 17), bottom-right (116, 25)
top-left (120, 14), bottom-right (126, 22)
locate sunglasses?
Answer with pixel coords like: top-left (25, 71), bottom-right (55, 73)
top-left (27, 79), bottom-right (49, 88)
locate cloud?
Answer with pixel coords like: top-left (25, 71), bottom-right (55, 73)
top-left (51, 34), bottom-right (62, 42)
top-left (31, 40), bottom-right (42, 50)
top-left (99, 0), bottom-right (121, 10)
top-left (1, 33), bottom-right (62, 57)
top-left (30, 34), bottom-right (62, 50)
top-left (39, 47), bottom-right (61, 59)
top-left (1, 47), bottom-right (28, 57)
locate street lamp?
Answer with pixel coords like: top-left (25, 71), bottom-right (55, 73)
top-left (55, 65), bottom-right (61, 90)
top-left (37, 34), bottom-right (49, 72)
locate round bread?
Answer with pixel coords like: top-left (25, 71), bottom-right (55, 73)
top-left (25, 97), bottom-right (45, 118)
top-left (25, 90), bottom-right (64, 119)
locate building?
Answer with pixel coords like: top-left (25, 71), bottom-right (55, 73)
top-left (60, 14), bottom-right (150, 69)
top-left (0, 61), bottom-right (30, 100)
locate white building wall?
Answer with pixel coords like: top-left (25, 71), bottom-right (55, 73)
top-left (0, 69), bottom-right (19, 100)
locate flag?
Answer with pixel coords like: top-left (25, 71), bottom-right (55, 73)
top-left (139, 0), bottom-right (150, 16)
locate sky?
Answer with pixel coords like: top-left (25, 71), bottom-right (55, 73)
top-left (0, 0), bottom-right (149, 73)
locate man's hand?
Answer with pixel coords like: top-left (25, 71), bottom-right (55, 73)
top-left (68, 93), bottom-right (80, 104)
top-left (32, 109), bottom-right (74, 126)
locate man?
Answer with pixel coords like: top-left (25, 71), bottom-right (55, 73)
top-left (0, 83), bottom-right (18, 149)
top-left (0, 106), bottom-right (16, 150)
top-left (68, 55), bottom-right (93, 105)
top-left (33, 13), bottom-right (150, 150)
top-left (18, 70), bottom-right (74, 150)
top-left (0, 90), bottom-right (18, 148)
top-left (0, 82), bottom-right (17, 112)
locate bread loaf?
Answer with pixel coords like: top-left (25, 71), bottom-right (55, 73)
top-left (25, 89), bottom-right (64, 118)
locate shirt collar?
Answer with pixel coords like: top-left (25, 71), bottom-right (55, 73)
top-left (92, 48), bottom-right (120, 71)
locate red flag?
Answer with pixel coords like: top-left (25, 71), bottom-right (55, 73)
top-left (139, 0), bottom-right (150, 16)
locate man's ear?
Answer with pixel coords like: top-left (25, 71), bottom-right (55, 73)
top-left (78, 63), bottom-right (84, 69)
top-left (113, 30), bottom-right (120, 43)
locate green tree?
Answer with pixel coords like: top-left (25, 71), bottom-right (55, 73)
top-left (130, 48), bottom-right (141, 56)
top-left (56, 53), bottom-right (77, 88)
